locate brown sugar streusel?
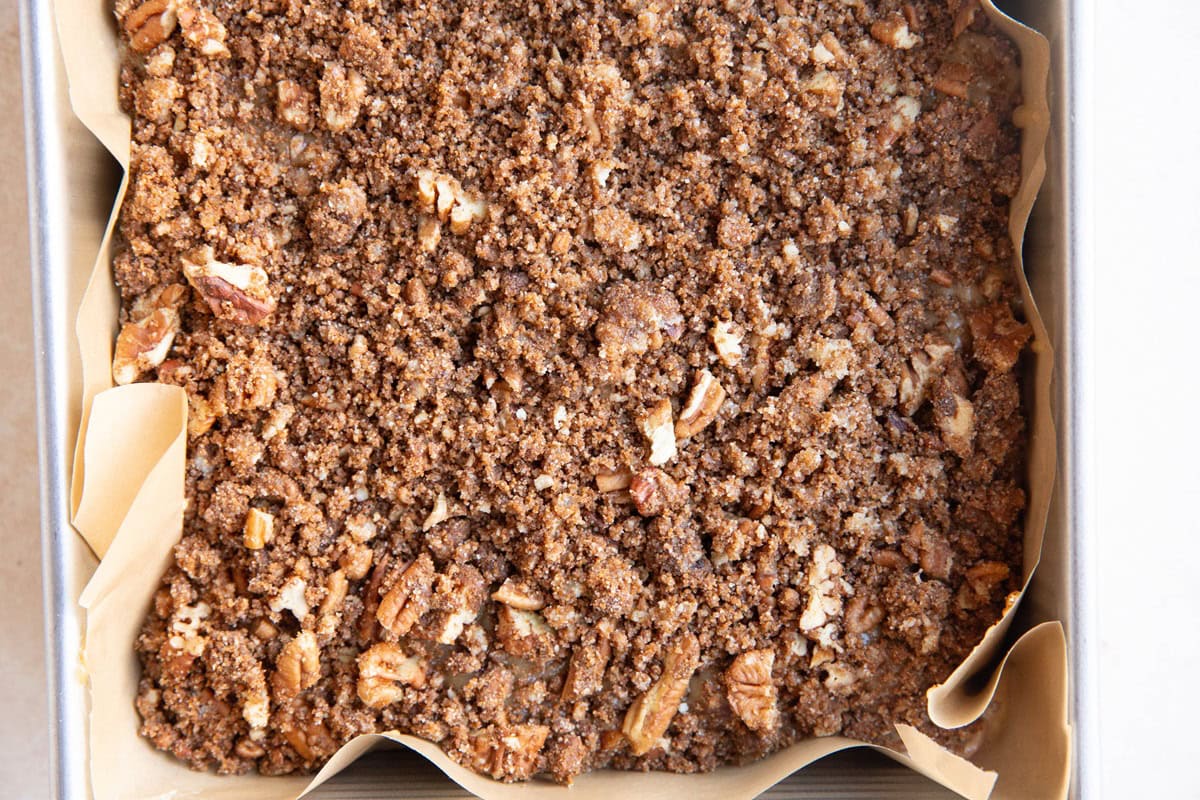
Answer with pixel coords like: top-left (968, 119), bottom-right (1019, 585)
top-left (114, 0), bottom-right (1032, 783)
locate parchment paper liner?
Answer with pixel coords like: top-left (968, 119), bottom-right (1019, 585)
top-left (58, 1), bottom-right (1069, 796)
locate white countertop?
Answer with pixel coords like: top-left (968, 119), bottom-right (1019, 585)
top-left (3, 0), bottom-right (1200, 796)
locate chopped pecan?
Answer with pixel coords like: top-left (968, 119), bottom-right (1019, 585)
top-left (898, 342), bottom-right (954, 415)
top-left (931, 379), bottom-right (975, 457)
top-left (641, 398), bottom-right (676, 466)
top-left (629, 467), bottom-right (685, 517)
top-left (871, 15), bottom-right (920, 49)
top-left (725, 648), bottom-right (778, 732)
top-left (377, 553), bottom-right (435, 636)
top-left (675, 369), bottom-right (726, 439)
top-left (177, 4), bottom-right (228, 56)
top-left (844, 594), bottom-right (885, 634)
top-left (798, 544), bottom-right (846, 647)
top-left (594, 468), bottom-right (633, 493)
top-left (181, 246), bottom-right (276, 325)
top-left (430, 563), bottom-right (486, 644)
top-left (243, 508), bottom-right (274, 550)
top-left (561, 639), bottom-right (611, 702)
top-left (468, 724), bottom-right (550, 782)
top-left (280, 716), bottom-right (335, 762)
top-left (491, 578), bottom-right (546, 611)
top-left (622, 632), bottom-right (700, 756)
top-left (496, 605), bottom-right (555, 661)
top-left (316, 569), bottom-right (348, 636)
top-left (357, 642), bottom-right (425, 708)
top-left (124, 0), bottom-right (177, 52)
top-left (594, 281), bottom-right (683, 363)
top-left (274, 631), bottom-right (320, 696)
top-left (319, 62), bottom-right (367, 132)
top-left (111, 283), bottom-right (186, 385)
top-left (710, 320), bottom-right (744, 366)
top-left (969, 303), bottom-right (1032, 373)
top-left (268, 576), bottom-right (309, 622)
top-left (933, 61), bottom-right (973, 98)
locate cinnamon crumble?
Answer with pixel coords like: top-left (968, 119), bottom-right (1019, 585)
top-left (117, 0), bottom-right (1031, 782)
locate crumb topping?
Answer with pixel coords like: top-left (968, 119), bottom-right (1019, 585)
top-left (116, 0), bottom-right (1031, 782)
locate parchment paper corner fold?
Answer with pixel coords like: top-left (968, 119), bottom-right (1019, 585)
top-left (57, 0), bottom-right (1069, 796)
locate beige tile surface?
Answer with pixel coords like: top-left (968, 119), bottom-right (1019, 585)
top-left (0, 0), bottom-right (50, 795)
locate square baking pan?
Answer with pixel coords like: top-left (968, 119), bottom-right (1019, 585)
top-left (21, 0), bottom-right (1096, 796)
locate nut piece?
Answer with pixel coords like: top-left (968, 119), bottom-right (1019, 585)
top-left (430, 562), bottom-right (486, 644)
top-left (968, 303), bottom-right (1033, 373)
top-left (595, 468), bottom-right (633, 493)
top-left (124, 0), bottom-right (178, 52)
top-left (496, 604), bottom-right (554, 661)
top-left (307, 179), bottom-right (367, 249)
top-left (871, 15), bottom-right (921, 49)
top-left (641, 399), bottom-right (676, 466)
top-left (930, 380), bottom-right (975, 458)
top-left (268, 576), bottom-right (309, 622)
top-left (675, 369), bottom-right (726, 439)
top-left (469, 724), bottom-right (550, 782)
top-left (725, 648), bottom-right (778, 733)
top-left (111, 283), bottom-right (187, 385)
top-left (274, 631), bottom-right (320, 696)
top-left (243, 508), bottom-right (275, 550)
top-left (798, 544), bottom-right (847, 649)
top-left (280, 718), bottom-right (334, 763)
top-left (933, 61), bottom-right (973, 99)
top-left (844, 594), bottom-right (885, 634)
top-left (492, 578), bottom-right (546, 611)
top-left (422, 492), bottom-right (449, 531)
top-left (622, 632), bottom-right (700, 756)
top-left (177, 4), bottom-right (228, 56)
top-left (316, 569), bottom-right (348, 636)
top-left (181, 246), bottom-right (276, 325)
top-left (629, 467), bottom-right (685, 517)
top-left (561, 640), bottom-right (611, 702)
top-left (965, 560), bottom-right (1011, 596)
top-left (898, 342), bottom-right (954, 416)
top-left (594, 281), bottom-right (683, 363)
top-left (376, 553), bottom-right (435, 636)
top-left (319, 62), bottom-right (367, 132)
top-left (711, 320), bottom-right (743, 366)
top-left (356, 642), bottom-right (425, 708)
top-left (414, 169), bottom-right (487, 236)
top-left (276, 79), bottom-right (313, 130)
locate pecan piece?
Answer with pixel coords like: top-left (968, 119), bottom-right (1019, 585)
top-left (123, 0), bottom-right (178, 52)
top-left (273, 631), bottom-right (320, 697)
top-left (675, 369), bottom-right (726, 439)
top-left (898, 342), bottom-right (954, 415)
top-left (496, 604), bottom-right (555, 661)
top-left (280, 716), bottom-right (335, 763)
top-left (968, 303), bottom-right (1033, 373)
top-left (111, 283), bottom-right (186, 385)
top-left (243, 508), bottom-right (274, 550)
top-left (491, 577), bottom-right (546, 611)
top-left (181, 246), bottom-right (276, 325)
top-left (931, 379), bottom-right (975, 457)
top-left (622, 632), bottom-right (700, 755)
top-left (640, 398), bottom-right (676, 466)
top-left (871, 15), bottom-right (920, 49)
top-left (469, 724), bottom-right (550, 782)
top-left (725, 648), bottom-right (778, 732)
top-left (377, 553), bottom-right (435, 636)
top-left (629, 467), bottom-right (685, 517)
top-left (357, 642), bottom-right (425, 708)
top-left (561, 639), bottom-right (611, 702)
